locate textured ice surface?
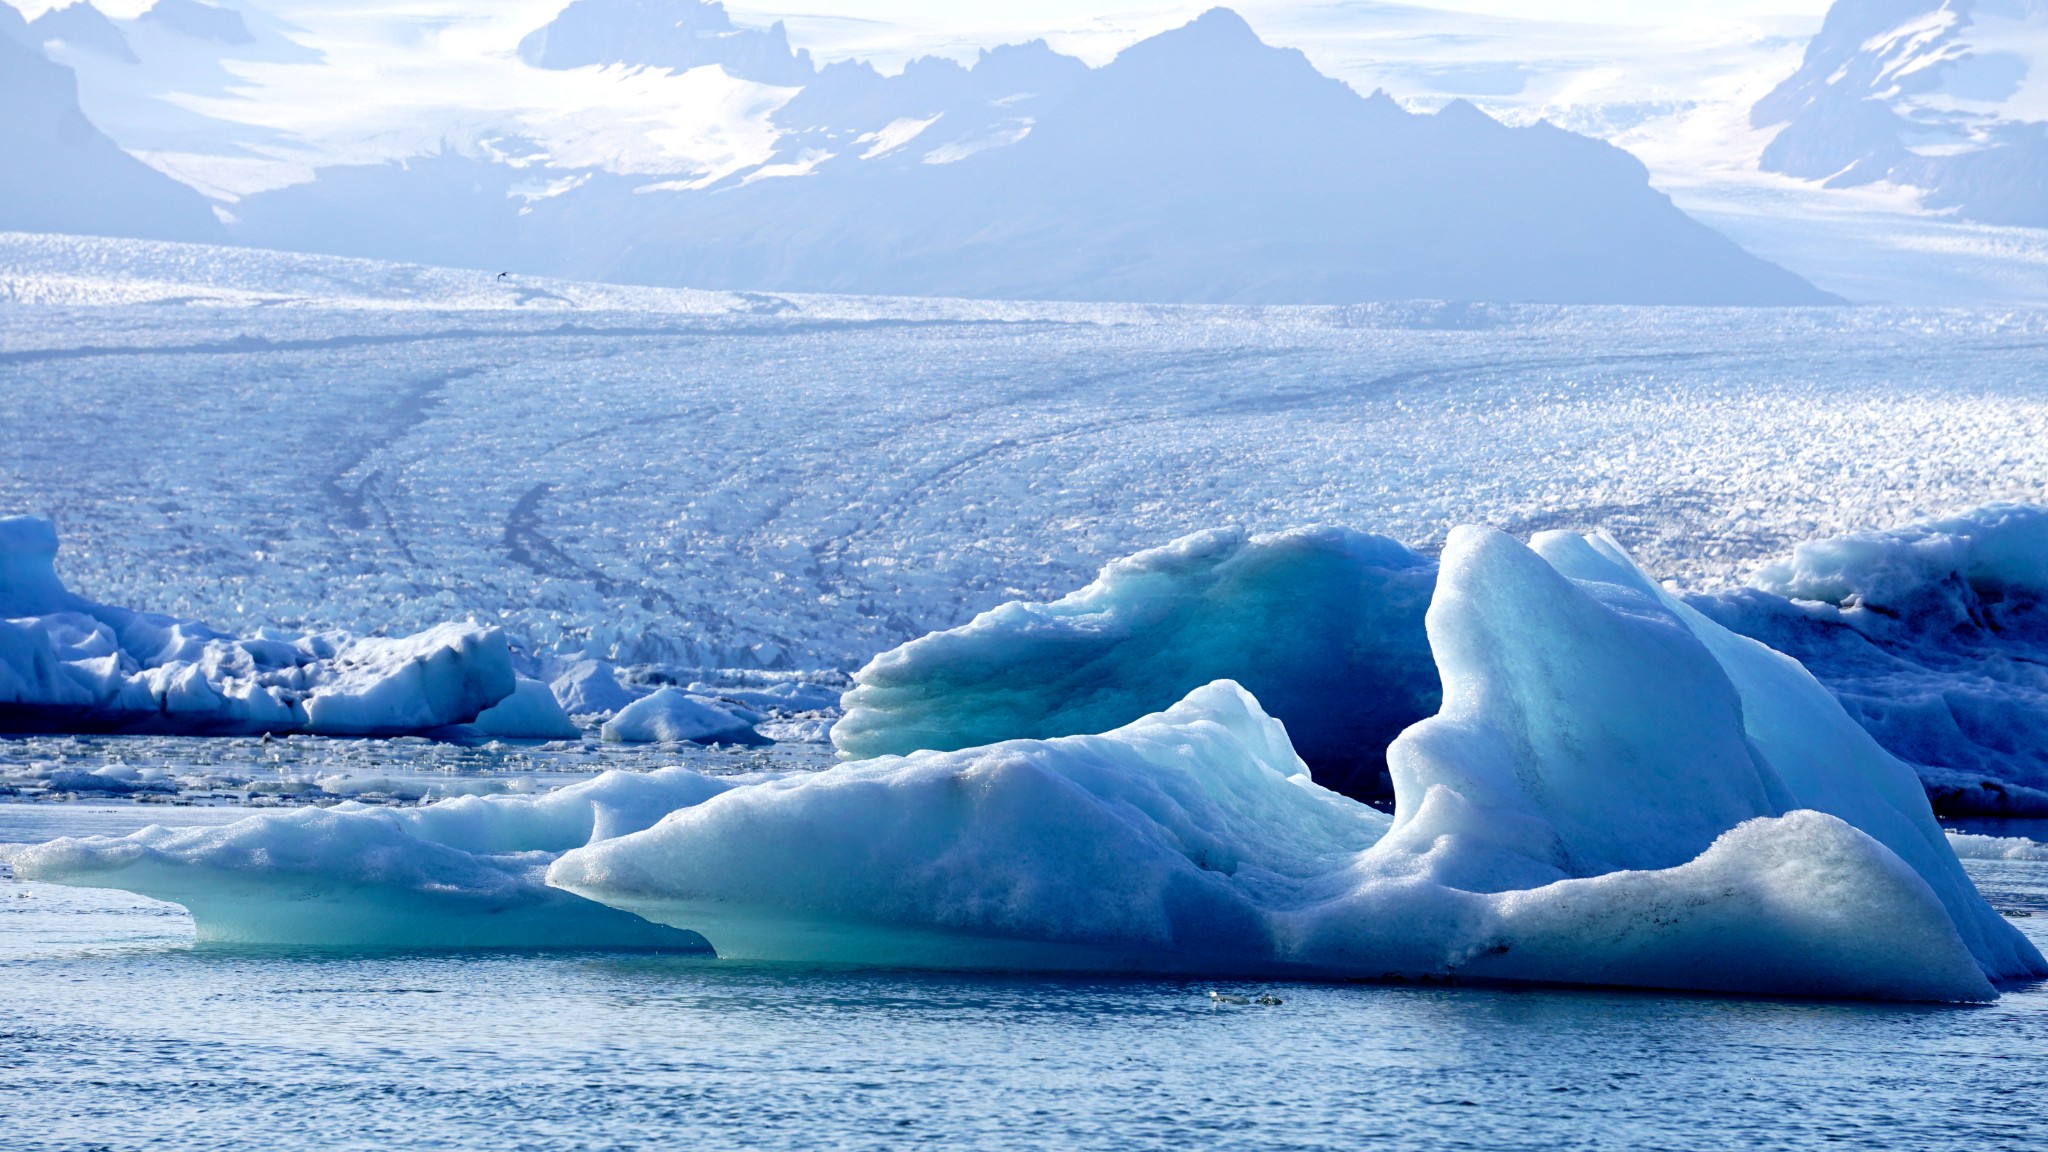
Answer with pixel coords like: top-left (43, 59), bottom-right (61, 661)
top-left (1694, 504), bottom-right (2048, 813)
top-left (834, 526), bottom-right (1439, 798)
top-left (6, 236), bottom-right (2047, 679)
top-left (552, 531), bottom-right (2041, 999)
top-left (1, 514), bottom-right (516, 736)
top-left (9, 766), bottom-right (732, 949)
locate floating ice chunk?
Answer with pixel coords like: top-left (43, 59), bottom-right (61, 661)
top-left (551, 659), bottom-right (643, 716)
top-left (1945, 831), bottom-right (2048, 862)
top-left (601, 687), bottom-right (764, 744)
top-left (300, 624), bottom-right (516, 736)
top-left (471, 676), bottom-right (583, 741)
top-left (1692, 504), bottom-right (2048, 813)
top-left (550, 528), bottom-right (2038, 1001)
top-left (11, 768), bottom-right (732, 949)
top-left (553, 681), bottom-right (1385, 971)
top-left (0, 515), bottom-right (518, 736)
top-left (833, 526), bottom-right (1439, 799)
top-left (0, 515), bottom-right (67, 616)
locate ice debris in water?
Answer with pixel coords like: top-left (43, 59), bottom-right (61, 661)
top-left (600, 686), bottom-right (765, 744)
top-left (833, 526), bottom-right (1440, 799)
top-left (1691, 503), bottom-right (2048, 815)
top-left (1945, 832), bottom-right (2048, 862)
top-left (549, 527), bottom-right (2044, 1001)
top-left (0, 515), bottom-right (517, 736)
top-left (8, 767), bottom-right (732, 949)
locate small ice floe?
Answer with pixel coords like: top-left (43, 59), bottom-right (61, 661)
top-left (9, 767), bottom-right (731, 950)
top-left (600, 687), bottom-right (765, 745)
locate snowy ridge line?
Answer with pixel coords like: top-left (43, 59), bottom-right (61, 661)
top-left (18, 526), bottom-right (2042, 1000)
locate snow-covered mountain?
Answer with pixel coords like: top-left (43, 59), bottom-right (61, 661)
top-left (1754, 0), bottom-right (2048, 227)
top-left (0, 4), bottom-right (222, 242)
top-left (220, 8), bottom-right (1827, 305)
top-left (520, 0), bottom-right (813, 85)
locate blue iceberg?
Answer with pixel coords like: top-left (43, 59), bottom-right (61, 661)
top-left (551, 528), bottom-right (2042, 1000)
top-left (832, 526), bottom-right (1440, 799)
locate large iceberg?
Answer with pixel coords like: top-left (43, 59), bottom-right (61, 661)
top-left (0, 515), bottom-right (517, 736)
top-left (9, 767), bottom-right (731, 950)
top-left (19, 518), bottom-right (2042, 1000)
top-left (550, 527), bottom-right (2042, 1000)
top-left (1692, 504), bottom-right (2048, 814)
top-left (832, 526), bottom-right (1440, 799)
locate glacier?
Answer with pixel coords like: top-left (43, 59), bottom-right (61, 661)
top-left (833, 526), bottom-right (1439, 799)
top-left (547, 528), bottom-right (2042, 1000)
top-left (8, 766), bottom-right (731, 949)
top-left (0, 514), bottom-right (517, 737)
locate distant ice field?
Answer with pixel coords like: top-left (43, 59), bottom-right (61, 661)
top-left (3, 235), bottom-right (2046, 672)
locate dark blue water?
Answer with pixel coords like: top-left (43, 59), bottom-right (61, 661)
top-left (5, 804), bottom-right (2046, 1152)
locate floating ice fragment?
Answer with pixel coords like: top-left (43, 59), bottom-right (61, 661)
top-left (9, 767), bottom-right (732, 949)
top-left (601, 686), bottom-right (764, 744)
top-left (550, 659), bottom-right (643, 716)
top-left (472, 677), bottom-right (583, 741)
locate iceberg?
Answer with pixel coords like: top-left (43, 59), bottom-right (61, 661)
top-left (0, 515), bottom-right (517, 737)
top-left (1692, 504), bottom-right (2048, 814)
top-left (550, 527), bottom-right (2042, 1000)
top-left (471, 677), bottom-right (584, 741)
top-left (9, 767), bottom-right (731, 950)
top-left (601, 686), bottom-right (764, 745)
top-left (19, 518), bottom-right (2039, 1000)
top-left (550, 659), bottom-right (644, 717)
top-left (833, 526), bottom-right (1440, 799)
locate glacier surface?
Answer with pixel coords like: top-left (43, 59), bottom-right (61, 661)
top-left (1, 514), bottom-right (517, 737)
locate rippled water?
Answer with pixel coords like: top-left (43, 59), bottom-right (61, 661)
top-left (5, 800), bottom-right (2047, 1152)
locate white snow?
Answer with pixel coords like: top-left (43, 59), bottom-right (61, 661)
top-left (7, 765), bottom-right (732, 948)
